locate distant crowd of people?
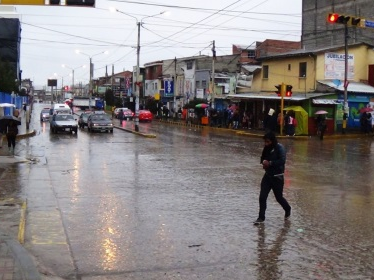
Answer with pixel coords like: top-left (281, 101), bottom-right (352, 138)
top-left (208, 107), bottom-right (254, 129)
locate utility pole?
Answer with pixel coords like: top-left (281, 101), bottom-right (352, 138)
top-left (111, 65), bottom-right (114, 99)
top-left (134, 21), bottom-right (141, 131)
top-left (343, 24), bottom-right (349, 117)
top-left (211, 40), bottom-right (216, 109)
top-left (174, 57), bottom-right (177, 119)
top-left (280, 83), bottom-right (286, 136)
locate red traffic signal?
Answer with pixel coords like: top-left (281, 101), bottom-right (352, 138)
top-left (328, 13), bottom-right (339, 23)
top-left (64, 86), bottom-right (69, 91)
top-left (285, 85), bottom-right (293, 97)
top-left (327, 13), bottom-right (350, 24)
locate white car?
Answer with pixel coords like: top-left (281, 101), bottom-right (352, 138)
top-left (40, 108), bottom-right (50, 122)
top-left (114, 107), bottom-right (128, 119)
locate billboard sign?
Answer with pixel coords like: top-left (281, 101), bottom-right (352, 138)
top-left (324, 52), bottom-right (354, 80)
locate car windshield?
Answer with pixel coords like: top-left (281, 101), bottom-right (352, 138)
top-left (56, 115), bottom-right (74, 121)
top-left (92, 115), bottom-right (110, 121)
top-left (41, 109), bottom-right (49, 113)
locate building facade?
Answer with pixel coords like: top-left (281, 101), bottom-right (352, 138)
top-left (230, 42), bottom-right (374, 133)
top-left (0, 6), bottom-right (21, 86)
top-left (302, 0), bottom-right (374, 49)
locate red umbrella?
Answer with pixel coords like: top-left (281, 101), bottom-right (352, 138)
top-left (359, 107), bottom-right (373, 113)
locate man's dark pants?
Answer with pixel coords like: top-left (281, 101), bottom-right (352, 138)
top-left (258, 174), bottom-right (291, 220)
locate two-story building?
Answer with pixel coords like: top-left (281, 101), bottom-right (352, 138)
top-left (145, 55), bottom-right (240, 112)
top-left (228, 42), bottom-right (374, 134)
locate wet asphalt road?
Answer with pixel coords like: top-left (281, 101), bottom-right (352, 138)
top-left (7, 104), bottom-right (374, 279)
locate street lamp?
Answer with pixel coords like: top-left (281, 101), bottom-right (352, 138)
top-left (109, 8), bottom-right (166, 132)
top-left (62, 64), bottom-right (86, 93)
top-left (75, 50), bottom-right (108, 109)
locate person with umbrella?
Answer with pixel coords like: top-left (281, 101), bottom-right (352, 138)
top-left (3, 118), bottom-right (20, 154)
top-left (317, 114), bottom-right (327, 140)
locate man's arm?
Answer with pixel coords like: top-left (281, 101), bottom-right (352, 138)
top-left (270, 144), bottom-right (286, 167)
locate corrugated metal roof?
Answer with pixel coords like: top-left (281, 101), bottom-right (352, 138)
top-left (317, 80), bottom-right (374, 93)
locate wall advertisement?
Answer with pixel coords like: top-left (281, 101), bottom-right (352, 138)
top-left (324, 53), bottom-right (354, 80)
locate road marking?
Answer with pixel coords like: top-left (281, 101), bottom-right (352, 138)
top-left (18, 200), bottom-right (27, 244)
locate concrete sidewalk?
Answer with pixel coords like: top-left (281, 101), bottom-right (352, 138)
top-left (0, 114), bottom-right (41, 280)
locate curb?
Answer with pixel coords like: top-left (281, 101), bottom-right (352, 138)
top-left (16, 129), bottom-right (36, 140)
top-left (6, 237), bottom-right (42, 280)
top-left (114, 125), bottom-right (156, 138)
top-left (156, 119), bottom-right (367, 140)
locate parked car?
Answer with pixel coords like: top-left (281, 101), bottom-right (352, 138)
top-left (78, 112), bottom-right (91, 128)
top-left (40, 107), bottom-right (51, 122)
top-left (138, 110), bottom-right (153, 122)
top-left (87, 113), bottom-right (113, 133)
top-left (122, 109), bottom-right (134, 120)
top-left (50, 114), bottom-right (78, 134)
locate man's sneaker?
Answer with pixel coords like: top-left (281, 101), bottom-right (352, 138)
top-left (253, 218), bottom-right (264, 225)
top-left (285, 209), bottom-right (291, 220)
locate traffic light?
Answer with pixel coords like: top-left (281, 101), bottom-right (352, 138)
top-left (285, 85), bottom-right (293, 97)
top-left (351, 17), bottom-right (361, 26)
top-left (66, 0), bottom-right (95, 6)
top-left (275, 84), bottom-right (281, 97)
top-left (327, 13), bottom-right (365, 27)
top-left (327, 13), bottom-right (350, 24)
top-left (64, 86), bottom-right (69, 91)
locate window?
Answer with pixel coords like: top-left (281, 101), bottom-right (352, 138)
top-left (196, 81), bottom-right (200, 89)
top-left (288, 64), bottom-right (291, 71)
top-left (247, 50), bottom-right (256, 58)
top-left (262, 65), bottom-right (269, 79)
top-left (202, 80), bottom-right (207, 88)
top-left (186, 61), bottom-right (193, 70)
top-left (299, 62), bottom-right (307, 77)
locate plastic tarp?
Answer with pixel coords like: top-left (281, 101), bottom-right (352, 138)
top-left (283, 106), bottom-right (309, 135)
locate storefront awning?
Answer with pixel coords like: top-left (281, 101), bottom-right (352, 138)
top-left (317, 80), bottom-right (374, 93)
top-left (312, 99), bottom-right (342, 104)
top-left (227, 92), bottom-right (328, 101)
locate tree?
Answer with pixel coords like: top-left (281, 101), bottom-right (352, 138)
top-left (104, 88), bottom-right (114, 106)
top-left (0, 58), bottom-right (19, 93)
top-left (144, 96), bottom-right (158, 114)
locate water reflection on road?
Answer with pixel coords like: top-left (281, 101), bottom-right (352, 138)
top-left (14, 106), bottom-right (374, 279)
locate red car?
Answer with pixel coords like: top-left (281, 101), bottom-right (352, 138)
top-left (138, 110), bottom-right (153, 122)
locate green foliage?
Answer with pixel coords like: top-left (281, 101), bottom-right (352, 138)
top-left (144, 96), bottom-right (158, 114)
top-left (0, 59), bottom-right (19, 93)
top-left (104, 89), bottom-right (114, 106)
top-left (19, 88), bottom-right (28, 96)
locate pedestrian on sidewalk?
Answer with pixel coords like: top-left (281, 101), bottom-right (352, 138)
top-left (254, 131), bottom-right (291, 225)
top-left (6, 119), bottom-right (19, 154)
top-left (118, 109), bottom-right (124, 125)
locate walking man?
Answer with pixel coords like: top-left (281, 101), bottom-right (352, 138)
top-left (6, 119), bottom-right (19, 154)
top-left (254, 131), bottom-right (291, 225)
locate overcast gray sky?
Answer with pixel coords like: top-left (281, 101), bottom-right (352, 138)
top-left (11, 0), bottom-right (301, 88)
